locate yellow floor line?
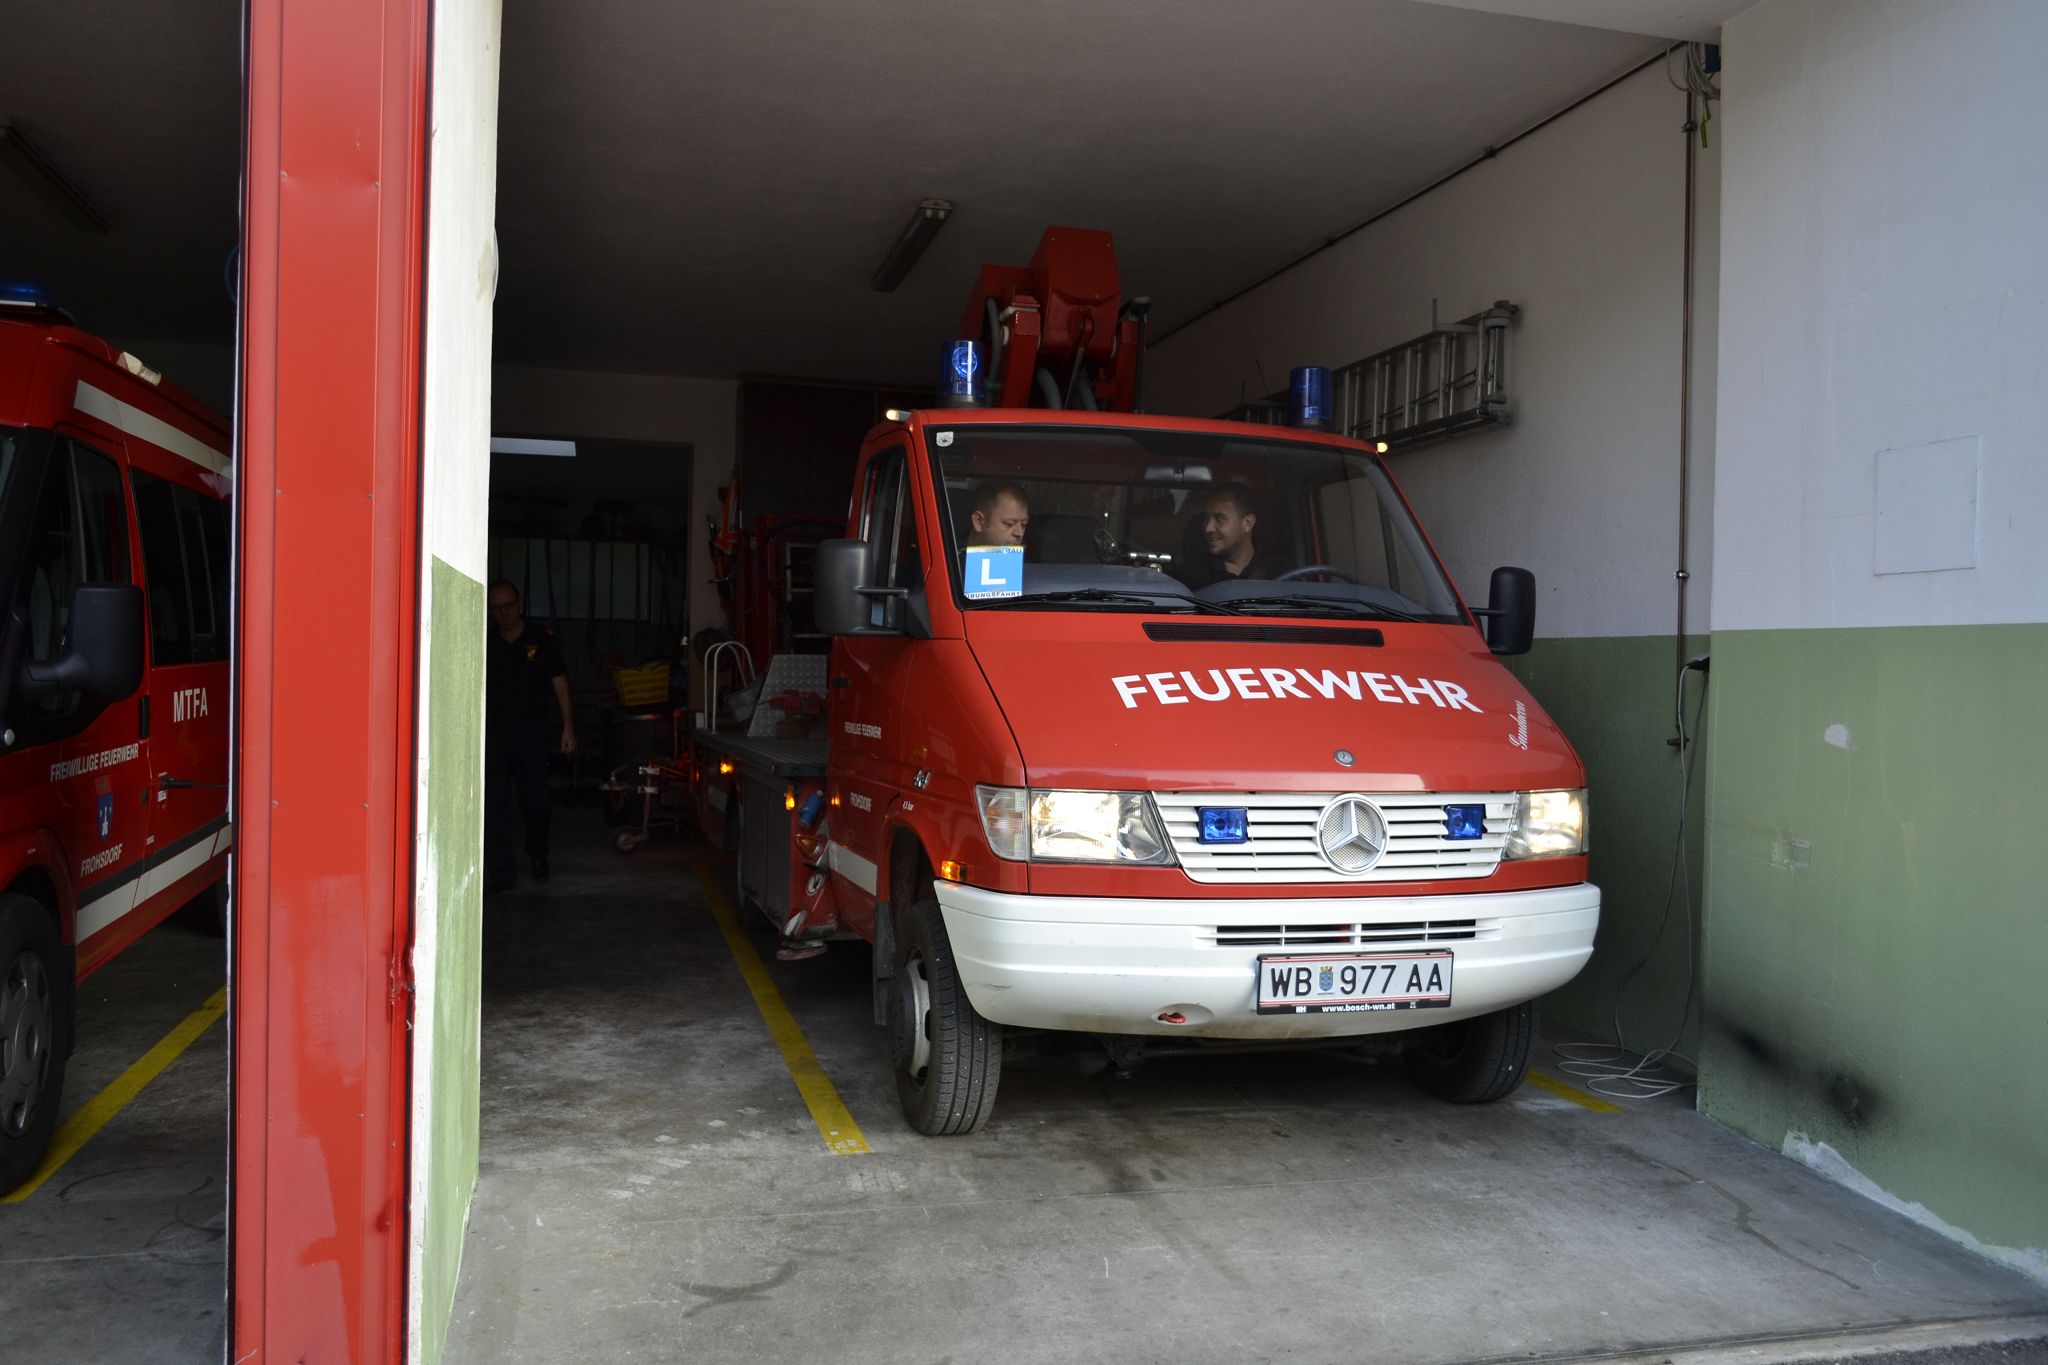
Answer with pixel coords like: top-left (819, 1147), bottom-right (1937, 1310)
top-left (1527, 1069), bottom-right (1624, 1114)
top-left (694, 867), bottom-right (871, 1156)
top-left (4, 985), bottom-right (228, 1203)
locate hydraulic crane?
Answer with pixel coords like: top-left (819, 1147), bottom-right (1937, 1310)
top-left (959, 226), bottom-right (1151, 412)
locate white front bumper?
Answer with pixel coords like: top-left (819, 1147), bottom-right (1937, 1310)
top-left (933, 881), bottom-right (1598, 1040)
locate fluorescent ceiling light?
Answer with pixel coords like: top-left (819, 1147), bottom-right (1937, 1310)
top-left (0, 118), bottom-right (108, 234)
top-left (871, 198), bottom-right (954, 292)
top-left (490, 437), bottom-right (577, 458)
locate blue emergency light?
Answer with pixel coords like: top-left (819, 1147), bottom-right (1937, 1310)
top-left (939, 338), bottom-right (984, 408)
top-left (1197, 806), bottom-right (1249, 844)
top-left (0, 278), bottom-right (70, 315)
top-left (1289, 365), bottom-right (1333, 430)
top-left (1442, 804), bottom-right (1486, 841)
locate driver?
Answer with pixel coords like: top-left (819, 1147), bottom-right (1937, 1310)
top-left (1189, 482), bottom-right (1290, 586)
top-left (966, 480), bottom-right (1030, 547)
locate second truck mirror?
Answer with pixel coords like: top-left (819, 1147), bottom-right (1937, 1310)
top-left (1482, 566), bottom-right (1536, 656)
top-left (815, 538), bottom-right (903, 637)
top-left (20, 583), bottom-right (147, 701)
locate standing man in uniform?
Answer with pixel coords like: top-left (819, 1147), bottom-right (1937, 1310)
top-left (486, 581), bottom-right (575, 891)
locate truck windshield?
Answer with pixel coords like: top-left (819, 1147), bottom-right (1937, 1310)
top-left (927, 424), bottom-right (1467, 623)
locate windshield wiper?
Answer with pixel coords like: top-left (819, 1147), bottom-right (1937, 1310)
top-left (1229, 595), bottom-right (1436, 623)
top-left (974, 589), bottom-right (1249, 615)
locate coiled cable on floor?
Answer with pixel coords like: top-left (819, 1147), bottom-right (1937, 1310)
top-left (1555, 658), bottom-right (1710, 1101)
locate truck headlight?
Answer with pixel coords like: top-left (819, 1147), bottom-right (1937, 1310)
top-left (1504, 788), bottom-right (1588, 859)
top-left (975, 786), bottom-right (1174, 865)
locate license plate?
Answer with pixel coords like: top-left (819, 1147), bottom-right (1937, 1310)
top-left (1255, 951), bottom-right (1454, 1014)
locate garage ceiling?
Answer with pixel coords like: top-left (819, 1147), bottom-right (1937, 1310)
top-left (3, 3), bottom-right (243, 349)
top-left (4, 1), bottom-right (1742, 390)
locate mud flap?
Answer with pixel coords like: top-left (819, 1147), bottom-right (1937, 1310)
top-left (869, 897), bottom-right (893, 1027)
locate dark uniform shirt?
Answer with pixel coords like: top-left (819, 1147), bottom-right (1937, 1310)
top-left (487, 626), bottom-right (567, 745)
top-left (1186, 551), bottom-right (1293, 589)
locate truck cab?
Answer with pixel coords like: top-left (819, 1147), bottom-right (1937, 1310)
top-left (814, 408), bottom-right (1596, 1133)
top-left (0, 284), bottom-right (232, 1188)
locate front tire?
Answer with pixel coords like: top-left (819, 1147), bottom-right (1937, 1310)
top-left (0, 896), bottom-right (69, 1192)
top-left (888, 900), bottom-right (1000, 1134)
top-left (1404, 1000), bottom-right (1537, 1104)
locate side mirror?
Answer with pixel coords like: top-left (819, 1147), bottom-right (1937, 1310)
top-left (21, 584), bottom-right (147, 701)
top-left (815, 539), bottom-right (904, 637)
top-left (1478, 566), bottom-right (1535, 656)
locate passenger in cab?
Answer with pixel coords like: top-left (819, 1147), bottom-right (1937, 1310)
top-left (1188, 482), bottom-right (1290, 586)
top-left (966, 480), bottom-right (1030, 547)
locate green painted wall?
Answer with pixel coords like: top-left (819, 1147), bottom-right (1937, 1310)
top-left (1699, 624), bottom-right (2048, 1264)
top-left (419, 557), bottom-right (486, 1365)
top-left (1508, 634), bottom-right (1708, 1061)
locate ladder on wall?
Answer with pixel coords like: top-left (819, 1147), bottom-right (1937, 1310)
top-left (1226, 300), bottom-right (1519, 451)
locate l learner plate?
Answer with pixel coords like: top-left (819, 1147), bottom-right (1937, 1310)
top-left (1255, 951), bottom-right (1453, 1014)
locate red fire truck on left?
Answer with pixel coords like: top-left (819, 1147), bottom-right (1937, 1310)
top-left (0, 281), bottom-right (232, 1190)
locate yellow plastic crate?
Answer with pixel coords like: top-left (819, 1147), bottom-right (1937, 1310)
top-left (612, 662), bottom-right (671, 707)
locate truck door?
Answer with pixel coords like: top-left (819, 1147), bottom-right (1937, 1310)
top-left (9, 436), bottom-right (152, 968)
top-left (827, 439), bottom-right (926, 934)
top-left (131, 470), bottom-right (232, 910)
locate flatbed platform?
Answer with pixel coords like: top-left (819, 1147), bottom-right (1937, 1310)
top-left (693, 729), bottom-right (827, 778)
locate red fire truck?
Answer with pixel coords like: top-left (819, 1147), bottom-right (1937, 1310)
top-left (694, 230), bottom-right (1596, 1134)
top-left (0, 282), bottom-right (232, 1188)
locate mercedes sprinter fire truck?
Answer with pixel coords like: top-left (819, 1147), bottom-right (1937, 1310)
top-left (0, 282), bottom-right (232, 1189)
top-left (695, 231), bottom-right (1595, 1134)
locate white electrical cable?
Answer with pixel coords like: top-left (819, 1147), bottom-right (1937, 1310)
top-left (1554, 663), bottom-right (1710, 1100)
top-left (1663, 42), bottom-right (1721, 102)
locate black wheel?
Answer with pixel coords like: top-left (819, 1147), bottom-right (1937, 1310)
top-left (1403, 1000), bottom-right (1536, 1103)
top-left (887, 900), bottom-right (1000, 1134)
top-left (175, 880), bottom-right (228, 936)
top-left (0, 895), bottom-right (68, 1192)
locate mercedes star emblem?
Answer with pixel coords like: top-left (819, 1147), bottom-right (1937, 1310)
top-left (1316, 794), bottom-right (1388, 874)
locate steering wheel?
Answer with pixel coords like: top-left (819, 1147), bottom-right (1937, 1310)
top-left (1274, 564), bottom-right (1358, 583)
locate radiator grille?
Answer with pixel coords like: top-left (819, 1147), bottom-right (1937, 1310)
top-left (1155, 791), bottom-right (1515, 886)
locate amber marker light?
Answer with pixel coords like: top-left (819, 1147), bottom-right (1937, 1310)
top-left (718, 760), bottom-right (734, 776)
top-left (938, 860), bottom-right (964, 882)
top-left (784, 790), bottom-right (797, 811)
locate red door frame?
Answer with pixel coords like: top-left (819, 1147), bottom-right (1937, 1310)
top-left (234, 0), bottom-right (429, 1358)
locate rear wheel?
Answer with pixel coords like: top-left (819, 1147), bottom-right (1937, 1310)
top-left (176, 880), bottom-right (228, 936)
top-left (0, 896), bottom-right (68, 1192)
top-left (888, 899), bottom-right (1000, 1134)
top-left (1404, 1000), bottom-right (1537, 1104)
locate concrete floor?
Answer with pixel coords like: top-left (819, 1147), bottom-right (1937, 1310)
top-left (2, 912), bottom-right (228, 1363)
top-left (443, 815), bottom-right (2048, 1365)
top-left (2, 812), bottom-right (2041, 1365)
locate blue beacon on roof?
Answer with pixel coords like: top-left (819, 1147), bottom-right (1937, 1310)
top-left (0, 279), bottom-right (69, 313)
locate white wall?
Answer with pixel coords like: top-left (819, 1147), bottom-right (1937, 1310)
top-left (409, 0), bottom-right (502, 1359)
top-left (490, 365), bottom-right (735, 634)
top-left (1148, 63), bottom-right (1718, 641)
top-left (1711, 0), bottom-right (2048, 633)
